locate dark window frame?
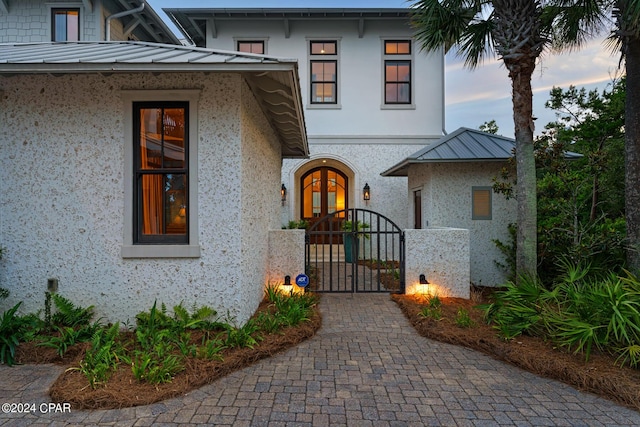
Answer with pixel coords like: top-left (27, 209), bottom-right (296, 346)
top-left (383, 39), bottom-right (413, 105)
top-left (384, 60), bottom-right (412, 104)
top-left (52, 8), bottom-right (80, 42)
top-left (309, 41), bottom-right (338, 105)
top-left (133, 101), bottom-right (189, 244)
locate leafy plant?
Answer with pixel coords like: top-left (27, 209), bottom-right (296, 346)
top-left (455, 308), bottom-right (474, 328)
top-left (72, 323), bottom-right (123, 388)
top-left (419, 295), bottom-right (442, 320)
top-left (225, 319), bottom-right (261, 349)
top-left (283, 220), bottom-right (309, 229)
top-left (0, 302), bottom-right (24, 366)
top-left (197, 336), bottom-right (226, 360)
top-left (51, 294), bottom-right (94, 328)
top-left (342, 220), bottom-right (370, 239)
top-left (131, 345), bottom-right (184, 384)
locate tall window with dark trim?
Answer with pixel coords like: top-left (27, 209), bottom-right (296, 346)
top-left (237, 41), bottom-right (264, 54)
top-left (384, 40), bottom-right (412, 104)
top-left (310, 41), bottom-right (337, 104)
top-left (52, 9), bottom-right (79, 42)
top-left (133, 102), bottom-right (189, 244)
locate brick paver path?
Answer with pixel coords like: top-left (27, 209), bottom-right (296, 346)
top-left (2, 293), bottom-right (640, 426)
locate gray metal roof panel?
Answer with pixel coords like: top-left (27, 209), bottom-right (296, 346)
top-left (382, 127), bottom-right (581, 177)
top-left (0, 42), bottom-right (291, 66)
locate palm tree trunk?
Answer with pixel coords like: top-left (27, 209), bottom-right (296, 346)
top-left (626, 34), bottom-right (640, 270)
top-left (511, 63), bottom-right (538, 277)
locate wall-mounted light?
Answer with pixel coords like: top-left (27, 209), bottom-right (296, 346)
top-left (281, 184), bottom-right (287, 205)
top-left (363, 183), bottom-right (370, 201)
top-left (419, 274), bottom-right (429, 285)
top-left (284, 275), bottom-right (292, 286)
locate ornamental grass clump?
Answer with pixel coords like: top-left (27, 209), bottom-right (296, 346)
top-left (484, 261), bottom-right (640, 367)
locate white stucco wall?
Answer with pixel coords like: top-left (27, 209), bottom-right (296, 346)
top-left (205, 18), bottom-right (445, 138)
top-left (405, 228), bottom-right (470, 298)
top-left (239, 81), bottom-right (283, 317)
top-left (0, 71), bottom-right (282, 324)
top-left (282, 141), bottom-right (436, 231)
top-left (408, 162), bottom-right (516, 287)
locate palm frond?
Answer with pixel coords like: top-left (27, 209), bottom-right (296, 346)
top-left (410, 0), bottom-right (490, 63)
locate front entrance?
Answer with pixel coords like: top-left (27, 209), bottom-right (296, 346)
top-left (305, 208), bottom-right (405, 293)
top-left (300, 167), bottom-right (348, 244)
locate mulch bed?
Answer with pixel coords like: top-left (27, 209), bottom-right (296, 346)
top-left (15, 300), bottom-right (322, 410)
top-left (392, 294), bottom-right (640, 412)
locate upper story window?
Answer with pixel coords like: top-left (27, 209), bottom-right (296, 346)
top-left (309, 40), bottom-right (338, 105)
top-left (133, 102), bottom-right (189, 244)
top-left (237, 41), bottom-right (265, 54)
top-left (383, 40), bottom-right (412, 105)
top-left (52, 9), bottom-right (79, 42)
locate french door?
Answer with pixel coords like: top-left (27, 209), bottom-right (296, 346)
top-left (300, 167), bottom-right (348, 243)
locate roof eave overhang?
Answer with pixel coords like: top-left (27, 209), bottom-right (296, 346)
top-left (381, 158), bottom-right (510, 177)
top-left (0, 63), bottom-right (309, 158)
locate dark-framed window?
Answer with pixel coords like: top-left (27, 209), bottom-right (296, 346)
top-left (237, 41), bottom-right (264, 54)
top-left (414, 189), bottom-right (422, 229)
top-left (133, 102), bottom-right (189, 244)
top-left (383, 40), bottom-right (412, 104)
top-left (310, 41), bottom-right (338, 104)
top-left (472, 186), bottom-right (492, 220)
top-left (52, 9), bottom-right (79, 42)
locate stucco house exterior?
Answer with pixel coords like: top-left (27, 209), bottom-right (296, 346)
top-left (382, 128), bottom-right (519, 287)
top-left (164, 8), bottom-right (446, 231)
top-left (1, 2), bottom-right (524, 325)
top-left (0, 1), bottom-right (309, 324)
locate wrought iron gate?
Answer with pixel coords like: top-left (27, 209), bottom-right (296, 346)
top-left (305, 208), bottom-right (405, 293)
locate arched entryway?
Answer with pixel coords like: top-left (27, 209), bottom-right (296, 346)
top-left (300, 167), bottom-right (348, 243)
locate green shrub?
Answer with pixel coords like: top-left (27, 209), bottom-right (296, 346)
top-left (73, 323), bottom-right (123, 388)
top-left (485, 264), bottom-right (640, 366)
top-left (51, 294), bottom-right (95, 328)
top-left (0, 302), bottom-right (24, 366)
top-left (455, 308), bottom-right (474, 328)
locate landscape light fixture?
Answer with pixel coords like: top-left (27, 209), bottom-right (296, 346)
top-left (419, 274), bottom-right (429, 285)
top-left (363, 183), bottom-right (370, 201)
top-left (284, 275), bottom-right (292, 286)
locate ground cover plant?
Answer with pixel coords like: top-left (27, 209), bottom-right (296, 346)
top-left (5, 286), bottom-right (320, 409)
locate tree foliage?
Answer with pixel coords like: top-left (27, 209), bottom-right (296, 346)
top-left (536, 78), bottom-right (626, 281)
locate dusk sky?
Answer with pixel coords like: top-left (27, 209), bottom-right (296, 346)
top-left (147, 0), bottom-right (623, 138)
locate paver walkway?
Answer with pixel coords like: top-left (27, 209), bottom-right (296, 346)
top-left (1, 293), bottom-right (640, 426)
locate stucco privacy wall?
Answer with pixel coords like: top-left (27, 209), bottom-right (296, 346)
top-left (409, 162), bottom-right (516, 287)
top-left (0, 72), bottom-right (279, 324)
top-left (405, 228), bottom-right (470, 298)
top-left (267, 230), bottom-right (305, 287)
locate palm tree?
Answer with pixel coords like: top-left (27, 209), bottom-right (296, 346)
top-left (411, 0), bottom-right (640, 276)
top-left (411, 0), bottom-right (547, 277)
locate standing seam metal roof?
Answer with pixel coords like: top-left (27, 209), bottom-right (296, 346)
top-left (0, 41), bottom-right (308, 158)
top-left (381, 127), bottom-right (582, 177)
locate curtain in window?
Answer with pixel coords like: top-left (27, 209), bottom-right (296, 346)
top-left (140, 109), bottom-right (163, 235)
